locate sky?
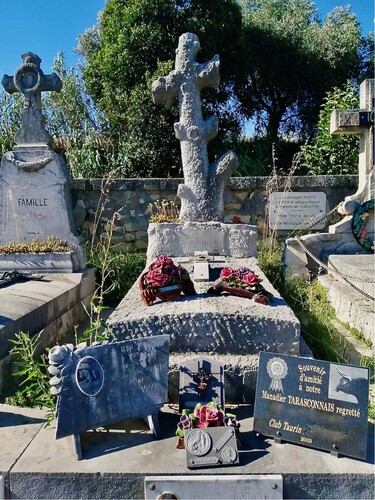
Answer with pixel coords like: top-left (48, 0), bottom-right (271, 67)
top-left (0, 0), bottom-right (373, 80)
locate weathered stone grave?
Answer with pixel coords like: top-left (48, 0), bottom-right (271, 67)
top-left (1, 52), bottom-right (85, 272)
top-left (254, 352), bottom-right (370, 460)
top-left (49, 335), bottom-right (169, 459)
top-left (283, 79), bottom-right (374, 341)
top-left (108, 33), bottom-right (302, 403)
top-left (0, 53), bottom-right (94, 397)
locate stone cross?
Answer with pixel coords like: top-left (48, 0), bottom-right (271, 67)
top-left (330, 79), bottom-right (374, 215)
top-left (2, 52), bottom-right (62, 147)
top-left (152, 33), bottom-right (238, 222)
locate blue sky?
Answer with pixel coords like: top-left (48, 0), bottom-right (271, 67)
top-left (0, 0), bottom-right (373, 79)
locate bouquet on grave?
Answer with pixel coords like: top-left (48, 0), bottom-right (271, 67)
top-left (176, 402), bottom-right (240, 449)
top-left (207, 266), bottom-right (273, 305)
top-left (140, 255), bottom-right (196, 305)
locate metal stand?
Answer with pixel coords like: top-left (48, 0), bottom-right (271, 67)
top-left (73, 433), bottom-right (83, 460)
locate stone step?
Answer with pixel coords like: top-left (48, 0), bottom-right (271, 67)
top-left (0, 269), bottom-right (95, 396)
top-left (318, 273), bottom-right (374, 345)
top-left (327, 254), bottom-right (375, 297)
top-left (1, 403), bottom-right (373, 499)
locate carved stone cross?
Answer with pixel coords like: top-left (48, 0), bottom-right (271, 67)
top-left (330, 79), bottom-right (374, 214)
top-left (2, 52), bottom-right (62, 147)
top-left (152, 33), bottom-right (238, 222)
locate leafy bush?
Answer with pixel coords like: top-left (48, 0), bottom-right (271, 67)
top-left (301, 82), bottom-right (359, 175)
top-left (87, 247), bottom-right (146, 305)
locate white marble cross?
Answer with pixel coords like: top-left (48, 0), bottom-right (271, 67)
top-left (330, 79), bottom-right (374, 214)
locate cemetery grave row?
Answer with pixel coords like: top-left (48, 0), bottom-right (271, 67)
top-left (0, 32), bottom-right (373, 499)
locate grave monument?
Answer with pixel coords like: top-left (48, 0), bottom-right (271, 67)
top-left (0, 52), bottom-right (86, 272)
top-left (108, 33), bottom-right (302, 402)
top-left (283, 79), bottom-right (374, 342)
top-left (0, 53), bottom-right (93, 396)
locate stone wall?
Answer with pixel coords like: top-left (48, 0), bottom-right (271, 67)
top-left (72, 176), bottom-right (357, 252)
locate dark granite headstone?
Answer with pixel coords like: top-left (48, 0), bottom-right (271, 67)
top-left (254, 352), bottom-right (370, 460)
top-left (49, 336), bottom-right (170, 440)
top-left (184, 427), bottom-right (239, 469)
top-left (179, 357), bottom-right (224, 412)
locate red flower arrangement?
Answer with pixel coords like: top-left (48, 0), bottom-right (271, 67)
top-left (208, 266), bottom-right (273, 305)
top-left (140, 255), bottom-right (196, 305)
top-left (176, 402), bottom-right (240, 448)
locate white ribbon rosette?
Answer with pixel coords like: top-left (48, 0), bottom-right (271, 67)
top-left (267, 357), bottom-right (288, 393)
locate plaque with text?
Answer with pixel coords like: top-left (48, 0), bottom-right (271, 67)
top-left (254, 352), bottom-right (369, 459)
top-left (51, 336), bottom-right (170, 439)
top-left (269, 192), bottom-right (326, 230)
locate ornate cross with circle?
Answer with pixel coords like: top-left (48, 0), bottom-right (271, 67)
top-left (2, 52), bottom-right (62, 146)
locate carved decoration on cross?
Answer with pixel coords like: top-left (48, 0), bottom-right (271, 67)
top-left (152, 33), bottom-right (238, 223)
top-left (2, 52), bottom-right (62, 147)
top-left (330, 79), bottom-right (374, 215)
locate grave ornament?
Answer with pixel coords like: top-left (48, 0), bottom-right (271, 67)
top-left (0, 52), bottom-right (85, 271)
top-left (2, 52), bottom-right (62, 147)
top-left (49, 335), bottom-right (169, 459)
top-left (152, 33), bottom-right (238, 222)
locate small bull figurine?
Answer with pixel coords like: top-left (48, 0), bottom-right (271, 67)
top-left (335, 367), bottom-right (368, 406)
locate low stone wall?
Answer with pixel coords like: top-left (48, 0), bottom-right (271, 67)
top-left (72, 176), bottom-right (357, 252)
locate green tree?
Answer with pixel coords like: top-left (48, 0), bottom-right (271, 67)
top-left (301, 82), bottom-right (359, 175)
top-left (238, 0), bottom-right (363, 142)
top-left (78, 0), bottom-right (243, 177)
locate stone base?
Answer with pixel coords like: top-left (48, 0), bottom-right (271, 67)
top-left (283, 217), bottom-right (371, 279)
top-left (318, 255), bottom-right (374, 344)
top-left (0, 251), bottom-right (82, 273)
top-left (0, 269), bottom-right (95, 395)
top-left (147, 222), bottom-right (257, 259)
top-left (108, 257), bottom-right (300, 402)
top-left (1, 403), bottom-right (373, 499)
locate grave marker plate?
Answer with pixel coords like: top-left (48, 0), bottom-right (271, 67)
top-left (269, 192), bottom-right (326, 230)
top-left (144, 475), bottom-right (283, 499)
top-left (184, 427), bottom-right (239, 469)
top-left (254, 352), bottom-right (369, 459)
top-left (179, 358), bottom-right (225, 412)
top-left (50, 335), bottom-right (170, 439)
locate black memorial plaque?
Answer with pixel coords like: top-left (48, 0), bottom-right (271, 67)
top-left (179, 357), bottom-right (224, 412)
top-left (184, 427), bottom-right (239, 469)
top-left (52, 335), bottom-right (170, 439)
top-left (254, 352), bottom-right (369, 460)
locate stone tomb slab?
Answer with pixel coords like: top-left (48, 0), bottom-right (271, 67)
top-left (109, 258), bottom-right (300, 357)
top-left (7, 404), bottom-right (374, 499)
top-left (254, 352), bottom-right (370, 460)
top-left (51, 335), bottom-right (170, 440)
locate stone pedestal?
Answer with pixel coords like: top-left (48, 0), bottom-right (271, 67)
top-left (0, 148), bottom-right (86, 270)
top-left (147, 222), bottom-right (257, 260)
top-left (108, 257), bottom-right (301, 402)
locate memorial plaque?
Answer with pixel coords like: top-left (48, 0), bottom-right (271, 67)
top-left (49, 335), bottom-right (170, 439)
top-left (254, 352), bottom-right (370, 459)
top-left (269, 192), bottom-right (326, 230)
top-left (179, 358), bottom-right (224, 412)
top-left (145, 475), bottom-right (283, 499)
top-left (184, 427), bottom-right (239, 469)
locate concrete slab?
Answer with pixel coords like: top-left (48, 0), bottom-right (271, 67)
top-left (0, 270), bottom-right (95, 395)
top-left (6, 405), bottom-right (375, 499)
top-left (328, 254), bottom-right (375, 297)
top-left (109, 258), bottom-right (300, 356)
top-left (319, 273), bottom-right (374, 344)
top-left (0, 404), bottom-right (45, 498)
